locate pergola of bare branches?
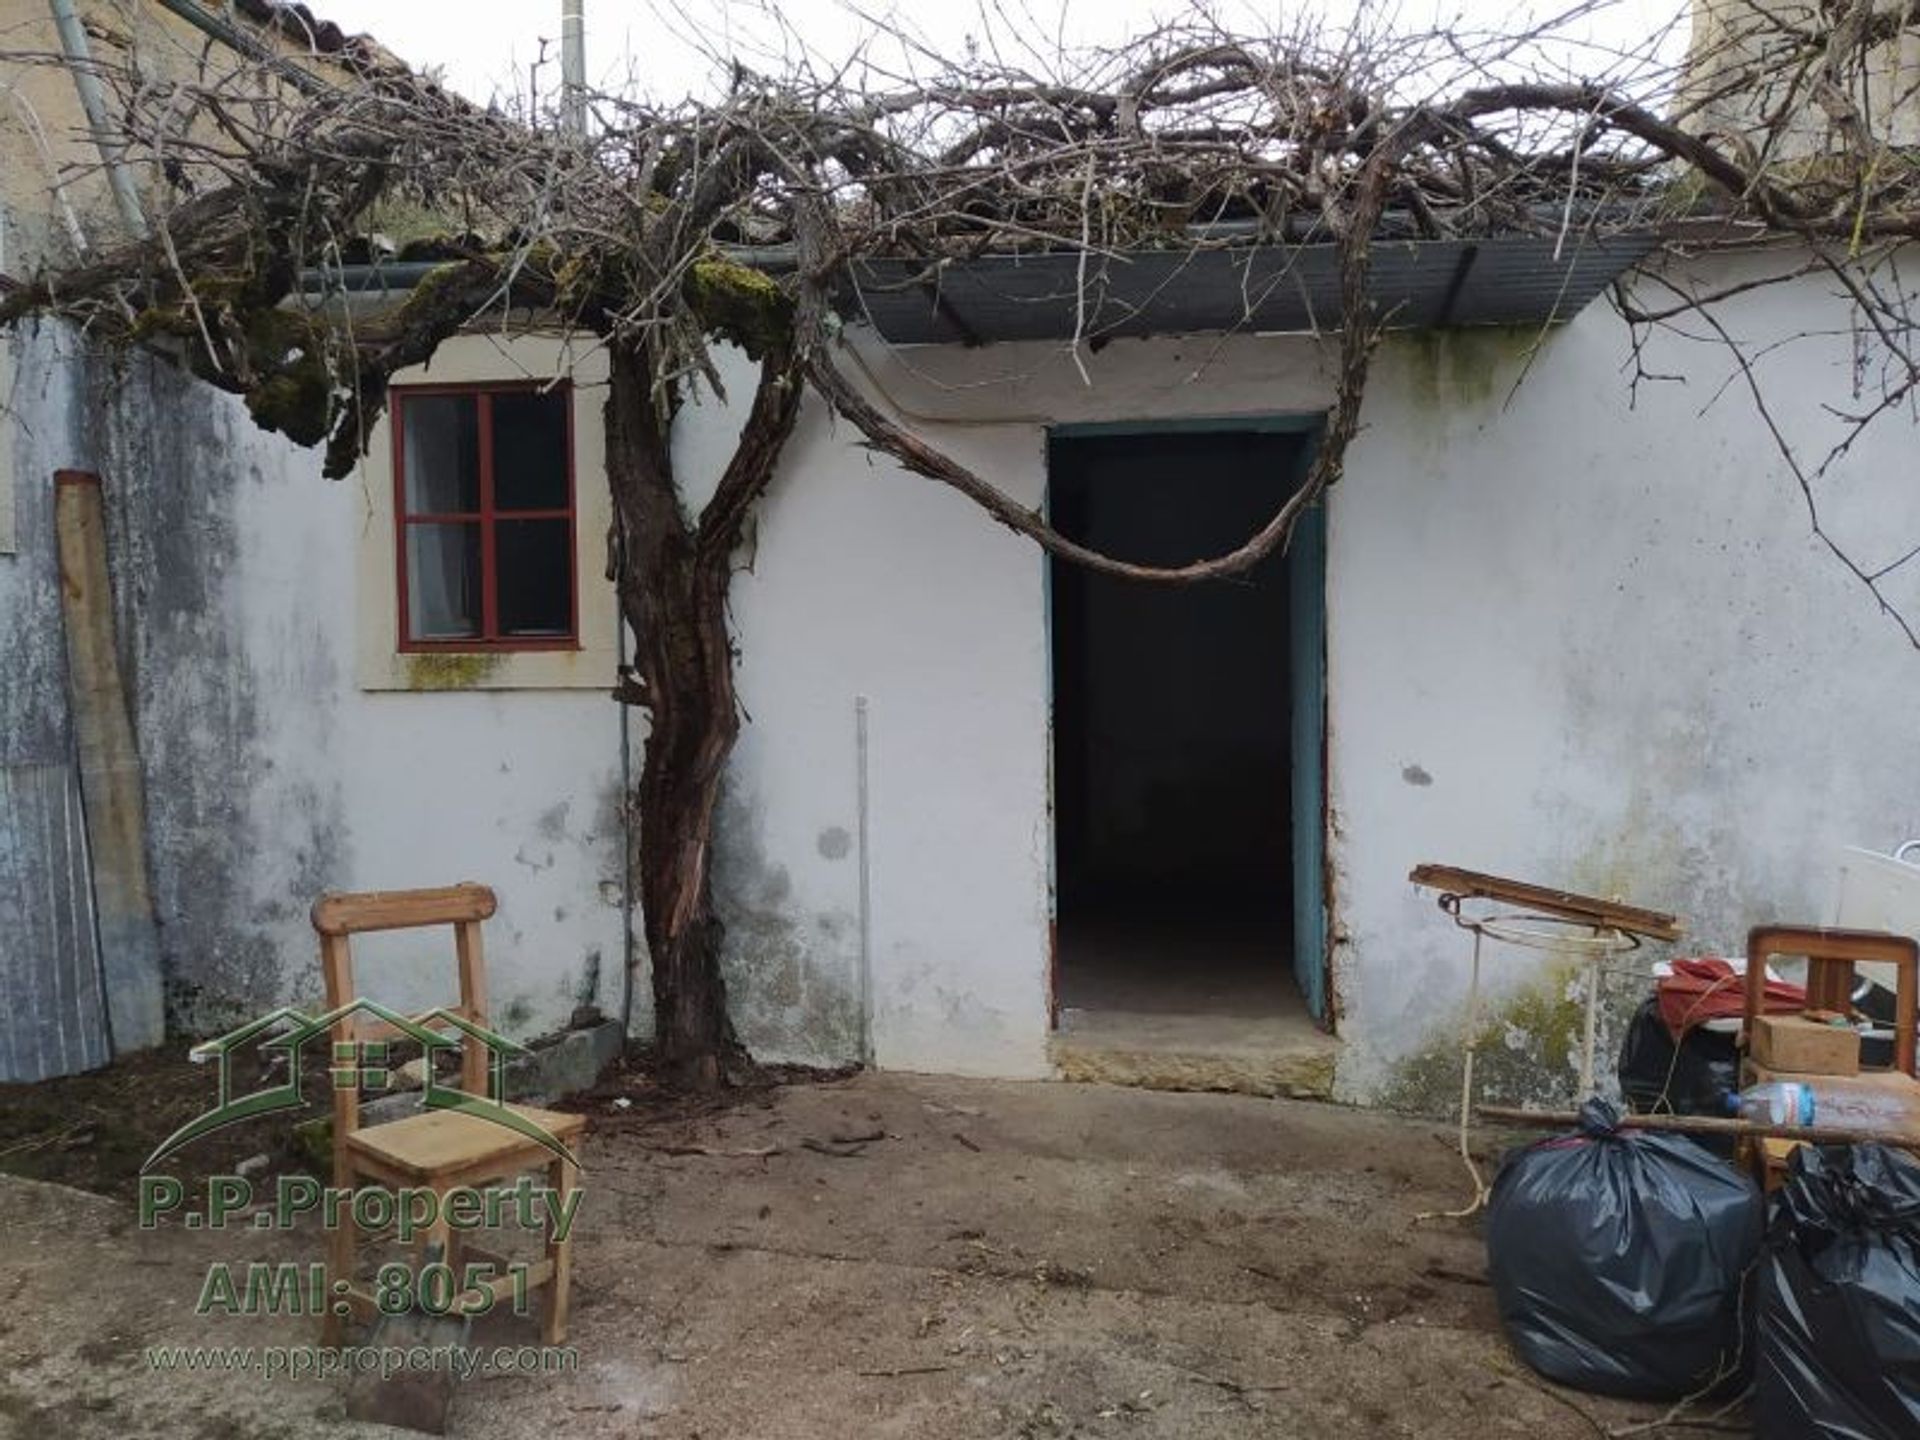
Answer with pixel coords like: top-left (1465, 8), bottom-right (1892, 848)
top-left (3, 1), bottom-right (1919, 1081)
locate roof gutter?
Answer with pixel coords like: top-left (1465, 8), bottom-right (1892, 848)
top-left (149, 0), bottom-right (327, 96)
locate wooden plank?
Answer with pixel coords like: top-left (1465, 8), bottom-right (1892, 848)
top-left (310, 884), bottom-right (497, 936)
top-left (1408, 863), bottom-right (1684, 941)
top-left (55, 470), bottom-right (166, 1049)
top-left (1478, 1103), bottom-right (1920, 1150)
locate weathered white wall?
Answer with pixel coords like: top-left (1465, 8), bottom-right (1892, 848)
top-left (4, 320), bottom-right (628, 1047)
top-left (1329, 256), bottom-right (1920, 1108)
top-left (694, 337), bottom-right (1338, 1076)
top-left (12, 245), bottom-right (1919, 1100)
top-left (695, 251), bottom-right (1920, 1103)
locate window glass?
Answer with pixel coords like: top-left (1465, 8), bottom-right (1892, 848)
top-left (496, 519), bottom-right (573, 637)
top-left (492, 390), bottom-right (569, 512)
top-left (402, 395), bottom-right (480, 515)
top-left (405, 522), bottom-right (482, 638)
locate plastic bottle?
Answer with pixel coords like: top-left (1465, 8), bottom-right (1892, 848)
top-left (1728, 1080), bottom-right (1912, 1134)
top-left (1730, 1081), bottom-right (1817, 1126)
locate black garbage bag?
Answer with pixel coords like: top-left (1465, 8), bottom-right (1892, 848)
top-left (1486, 1098), bottom-right (1763, 1399)
top-left (1617, 996), bottom-right (1740, 1117)
top-left (1755, 1144), bottom-right (1920, 1439)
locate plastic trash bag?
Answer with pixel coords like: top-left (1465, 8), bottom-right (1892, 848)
top-left (1755, 1144), bottom-right (1920, 1439)
top-left (1618, 996), bottom-right (1741, 1118)
top-left (1486, 1098), bottom-right (1763, 1399)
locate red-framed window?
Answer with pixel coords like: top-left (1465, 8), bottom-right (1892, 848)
top-left (393, 382), bottom-right (578, 651)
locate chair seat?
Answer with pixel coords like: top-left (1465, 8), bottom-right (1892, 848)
top-left (345, 1102), bottom-right (586, 1185)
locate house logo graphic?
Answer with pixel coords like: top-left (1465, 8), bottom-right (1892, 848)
top-left (143, 998), bottom-right (579, 1171)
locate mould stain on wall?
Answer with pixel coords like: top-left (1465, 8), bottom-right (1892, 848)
top-left (711, 779), bottom-right (861, 1064)
top-left (1393, 326), bottom-right (1541, 413)
top-left (405, 652), bottom-right (503, 690)
top-left (87, 342), bottom-right (349, 1033)
top-left (1379, 963), bottom-right (1644, 1115)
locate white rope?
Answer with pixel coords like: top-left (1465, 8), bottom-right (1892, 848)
top-left (1421, 924), bottom-right (1491, 1221)
top-left (1420, 902), bottom-right (1640, 1220)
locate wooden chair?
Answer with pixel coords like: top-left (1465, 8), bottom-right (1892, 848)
top-left (1741, 924), bottom-right (1920, 1190)
top-left (312, 883), bottom-right (585, 1345)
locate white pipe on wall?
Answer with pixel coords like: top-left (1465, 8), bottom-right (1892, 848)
top-left (47, 0), bottom-right (147, 238)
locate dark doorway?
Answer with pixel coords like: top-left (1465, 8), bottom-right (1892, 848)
top-left (1048, 426), bottom-right (1320, 1031)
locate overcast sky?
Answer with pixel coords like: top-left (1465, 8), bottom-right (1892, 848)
top-left (309, 0), bottom-right (1692, 109)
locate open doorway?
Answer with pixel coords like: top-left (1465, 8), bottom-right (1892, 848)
top-left (1048, 424), bottom-right (1328, 1051)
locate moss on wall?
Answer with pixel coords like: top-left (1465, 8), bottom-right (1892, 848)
top-left (1395, 326), bottom-right (1541, 411)
top-left (404, 653), bottom-right (502, 690)
top-left (1378, 964), bottom-right (1642, 1115)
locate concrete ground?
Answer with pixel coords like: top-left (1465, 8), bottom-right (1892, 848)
top-left (0, 1072), bottom-right (1717, 1439)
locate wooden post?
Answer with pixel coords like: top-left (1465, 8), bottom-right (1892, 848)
top-left (53, 470), bottom-right (165, 1052)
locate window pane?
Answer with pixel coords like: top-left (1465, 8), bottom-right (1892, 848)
top-left (405, 522), bottom-right (481, 639)
top-left (496, 519), bottom-right (572, 637)
top-left (401, 395), bottom-right (479, 515)
top-left (491, 390), bottom-right (569, 511)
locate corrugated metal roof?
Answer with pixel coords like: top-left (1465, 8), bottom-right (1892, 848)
top-left (844, 233), bottom-right (1657, 345)
top-left (0, 764), bottom-right (110, 1082)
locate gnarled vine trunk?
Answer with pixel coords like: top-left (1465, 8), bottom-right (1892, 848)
top-left (605, 336), bottom-right (801, 1088)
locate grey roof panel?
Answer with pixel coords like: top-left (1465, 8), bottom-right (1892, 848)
top-left (845, 233), bottom-right (1656, 344)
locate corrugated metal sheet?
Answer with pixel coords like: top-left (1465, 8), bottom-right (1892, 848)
top-left (845, 233), bottom-right (1658, 345)
top-left (0, 763), bottom-right (111, 1081)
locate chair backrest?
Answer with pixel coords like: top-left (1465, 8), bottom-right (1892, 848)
top-left (310, 883), bottom-right (498, 1145)
top-left (1746, 924), bottom-right (1920, 1075)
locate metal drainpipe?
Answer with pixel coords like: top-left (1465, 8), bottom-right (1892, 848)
top-left (148, 0), bottom-right (325, 96)
top-left (618, 615), bottom-right (636, 1042)
top-left (560, 0), bottom-right (585, 137)
top-left (47, 0), bottom-right (147, 239)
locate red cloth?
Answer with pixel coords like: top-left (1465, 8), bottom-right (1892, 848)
top-left (1656, 956), bottom-right (1805, 1038)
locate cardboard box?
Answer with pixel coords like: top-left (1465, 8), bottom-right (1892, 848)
top-left (1751, 1014), bottom-right (1861, 1076)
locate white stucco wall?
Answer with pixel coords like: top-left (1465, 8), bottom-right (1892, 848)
top-left (1329, 257), bottom-right (1920, 1107)
top-left (12, 243), bottom-right (1918, 1103)
top-left (691, 250), bottom-right (1920, 1103)
top-left (4, 320), bottom-right (628, 1046)
top-left (697, 336), bottom-right (1340, 1077)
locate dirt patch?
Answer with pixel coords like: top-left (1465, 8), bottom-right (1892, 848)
top-left (0, 1043), bottom-right (332, 1201)
top-left (0, 1040), bottom-right (850, 1202)
top-left (0, 1071), bottom-right (1749, 1438)
top-left (551, 1045), bottom-right (859, 1131)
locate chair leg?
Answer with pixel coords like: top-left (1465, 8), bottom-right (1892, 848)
top-left (419, 1186), bottom-right (453, 1293)
top-left (445, 1216), bottom-right (464, 1304)
top-left (324, 1177), bottom-right (356, 1346)
top-left (543, 1155), bottom-right (574, 1345)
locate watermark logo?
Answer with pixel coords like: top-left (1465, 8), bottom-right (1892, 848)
top-left (143, 997), bottom-right (579, 1171)
top-left (137, 1000), bottom-right (587, 1333)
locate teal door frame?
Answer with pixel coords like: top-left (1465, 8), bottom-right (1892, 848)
top-left (1043, 415), bottom-right (1331, 1026)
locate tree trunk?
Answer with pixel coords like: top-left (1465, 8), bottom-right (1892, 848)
top-left (605, 340), bottom-right (748, 1089)
top-left (602, 336), bottom-right (802, 1089)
